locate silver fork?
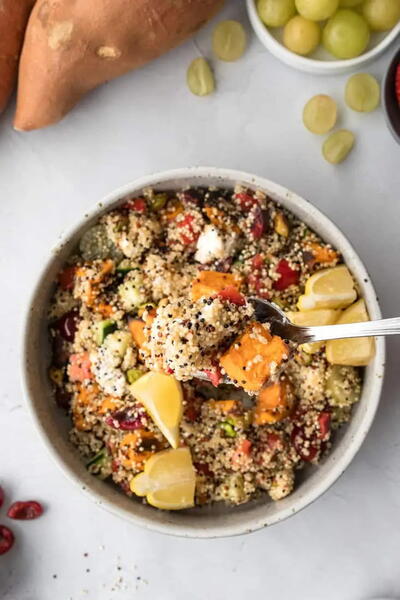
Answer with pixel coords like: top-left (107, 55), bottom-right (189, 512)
top-left (250, 297), bottom-right (400, 344)
top-left (195, 297), bottom-right (398, 384)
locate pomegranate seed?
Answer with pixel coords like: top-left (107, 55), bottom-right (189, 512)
top-left (56, 310), bottom-right (79, 342)
top-left (0, 525), bottom-right (14, 555)
top-left (0, 486), bottom-right (4, 509)
top-left (7, 501), bottom-right (43, 520)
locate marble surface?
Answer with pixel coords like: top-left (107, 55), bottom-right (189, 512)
top-left (1, 2), bottom-right (400, 599)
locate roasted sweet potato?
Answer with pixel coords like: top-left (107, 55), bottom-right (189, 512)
top-left (304, 242), bottom-right (338, 266)
top-left (191, 271), bottom-right (241, 301)
top-left (253, 379), bottom-right (294, 425)
top-left (14, 0), bottom-right (224, 130)
top-left (219, 322), bottom-right (289, 393)
top-left (129, 319), bottom-right (147, 349)
top-left (0, 0), bottom-right (35, 114)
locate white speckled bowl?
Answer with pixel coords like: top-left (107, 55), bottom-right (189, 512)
top-left (246, 0), bottom-right (400, 75)
top-left (22, 167), bottom-right (385, 538)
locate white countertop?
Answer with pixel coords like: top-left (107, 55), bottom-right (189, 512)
top-left (1, 2), bottom-right (400, 599)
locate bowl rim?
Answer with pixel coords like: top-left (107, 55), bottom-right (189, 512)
top-left (21, 166), bottom-right (385, 538)
top-left (383, 45), bottom-right (400, 144)
top-left (246, 0), bottom-right (400, 75)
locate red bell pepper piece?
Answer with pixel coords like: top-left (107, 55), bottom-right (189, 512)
top-left (218, 286), bottom-right (246, 306)
top-left (122, 198), bottom-right (147, 212)
top-left (273, 259), bottom-right (299, 291)
top-left (57, 266), bottom-right (77, 291)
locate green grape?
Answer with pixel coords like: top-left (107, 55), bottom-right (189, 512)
top-left (362, 0), bottom-right (400, 31)
top-left (212, 20), bottom-right (247, 62)
top-left (322, 130), bottom-right (355, 164)
top-left (257, 0), bottom-right (296, 27)
top-left (339, 0), bottom-right (363, 6)
top-left (303, 94), bottom-right (337, 134)
top-left (283, 16), bottom-right (321, 55)
top-left (345, 73), bottom-right (380, 112)
top-left (295, 0), bottom-right (339, 21)
top-left (323, 9), bottom-right (370, 59)
top-left (186, 58), bottom-right (215, 96)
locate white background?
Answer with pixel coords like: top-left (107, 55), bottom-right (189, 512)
top-left (1, 2), bottom-right (400, 599)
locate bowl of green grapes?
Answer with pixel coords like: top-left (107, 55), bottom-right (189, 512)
top-left (247, 0), bottom-right (400, 74)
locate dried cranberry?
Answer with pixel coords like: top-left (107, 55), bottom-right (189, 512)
top-left (273, 259), bottom-right (300, 291)
top-left (54, 388), bottom-right (71, 411)
top-left (218, 286), bottom-right (246, 306)
top-left (56, 310), bottom-right (79, 342)
top-left (194, 462), bottom-right (213, 477)
top-left (291, 427), bottom-right (318, 462)
top-left (251, 207), bottom-right (268, 240)
top-left (105, 411), bottom-right (145, 431)
top-left (0, 486), bottom-right (4, 509)
top-left (214, 257), bottom-right (233, 273)
top-left (318, 412), bottom-right (331, 440)
top-left (7, 501), bottom-right (43, 520)
top-left (0, 525), bottom-right (14, 555)
top-left (57, 266), bottom-right (77, 291)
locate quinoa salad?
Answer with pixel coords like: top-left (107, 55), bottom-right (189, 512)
top-left (48, 185), bottom-right (373, 509)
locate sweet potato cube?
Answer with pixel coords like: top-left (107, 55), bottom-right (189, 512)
top-left (219, 322), bottom-right (289, 393)
top-left (253, 379), bottom-right (294, 425)
top-left (191, 271), bottom-right (241, 301)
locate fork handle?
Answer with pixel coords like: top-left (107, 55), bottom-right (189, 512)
top-left (295, 317), bottom-right (400, 344)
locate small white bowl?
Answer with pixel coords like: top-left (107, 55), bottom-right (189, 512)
top-left (22, 167), bottom-right (385, 538)
top-left (246, 0), bottom-right (400, 75)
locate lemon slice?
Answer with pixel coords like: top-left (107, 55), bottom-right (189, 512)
top-left (129, 371), bottom-right (183, 448)
top-left (326, 299), bottom-right (375, 366)
top-left (130, 447), bottom-right (196, 510)
top-left (297, 265), bottom-right (357, 311)
top-left (286, 308), bottom-right (340, 353)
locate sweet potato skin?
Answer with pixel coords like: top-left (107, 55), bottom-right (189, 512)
top-left (14, 0), bottom-right (224, 130)
top-left (0, 0), bottom-right (35, 114)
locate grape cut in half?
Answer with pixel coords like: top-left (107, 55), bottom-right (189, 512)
top-left (303, 94), bottom-right (337, 135)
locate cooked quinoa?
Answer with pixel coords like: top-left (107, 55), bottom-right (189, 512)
top-left (48, 185), bottom-right (362, 507)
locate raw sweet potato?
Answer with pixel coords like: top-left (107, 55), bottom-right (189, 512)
top-left (14, 0), bottom-right (224, 131)
top-left (253, 379), bottom-right (294, 425)
top-left (0, 0), bottom-right (35, 114)
top-left (219, 322), bottom-right (289, 393)
top-left (191, 271), bottom-right (241, 301)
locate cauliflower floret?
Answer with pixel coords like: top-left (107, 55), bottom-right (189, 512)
top-left (90, 331), bottom-right (132, 397)
top-left (105, 212), bottom-right (161, 260)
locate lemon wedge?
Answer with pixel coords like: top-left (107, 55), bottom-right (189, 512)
top-left (286, 308), bottom-right (340, 353)
top-left (297, 265), bottom-right (357, 311)
top-left (129, 371), bottom-right (183, 448)
top-left (130, 447), bottom-right (196, 510)
top-left (326, 299), bottom-right (375, 366)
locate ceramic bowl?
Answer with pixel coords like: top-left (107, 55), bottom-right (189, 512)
top-left (383, 45), bottom-right (400, 143)
top-left (22, 167), bottom-right (385, 538)
top-left (246, 0), bottom-right (400, 75)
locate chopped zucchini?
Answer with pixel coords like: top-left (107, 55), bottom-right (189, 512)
top-left (103, 330), bottom-right (132, 360)
top-left (118, 271), bottom-right (147, 311)
top-left (97, 319), bottom-right (117, 345)
top-left (86, 449), bottom-right (112, 480)
top-left (220, 421), bottom-right (237, 438)
top-left (116, 259), bottom-right (139, 274)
